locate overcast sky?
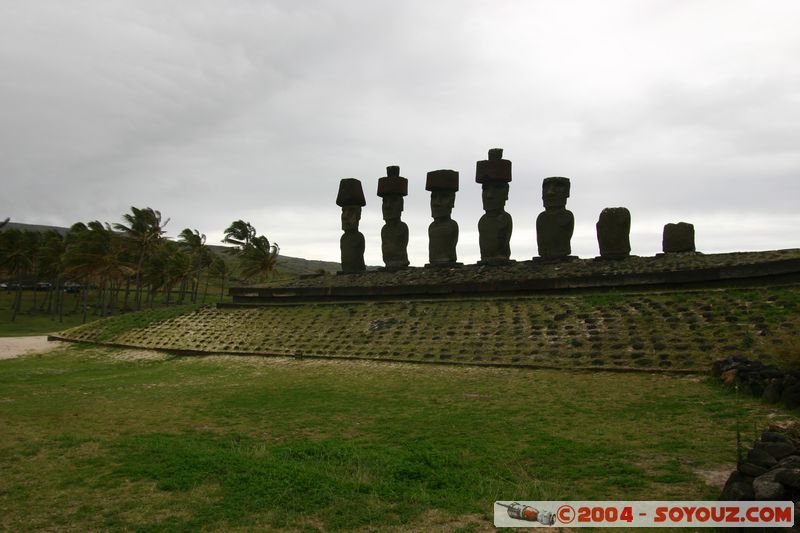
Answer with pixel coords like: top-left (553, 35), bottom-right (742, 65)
top-left (1, 1), bottom-right (798, 265)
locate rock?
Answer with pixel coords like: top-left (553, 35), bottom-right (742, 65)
top-left (763, 381), bottom-right (784, 404)
top-left (777, 455), bottom-right (800, 469)
top-left (721, 368), bottom-right (738, 385)
top-left (720, 471), bottom-right (754, 500)
top-left (758, 367), bottom-right (784, 379)
top-left (747, 447), bottom-right (778, 468)
top-left (738, 462), bottom-right (768, 477)
top-left (775, 468), bottom-right (800, 489)
top-left (753, 475), bottom-right (787, 500)
top-left (754, 441), bottom-right (796, 460)
top-left (762, 430), bottom-right (790, 443)
top-left (782, 384), bottom-right (800, 409)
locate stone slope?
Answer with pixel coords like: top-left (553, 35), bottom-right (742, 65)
top-left (54, 285), bottom-right (800, 372)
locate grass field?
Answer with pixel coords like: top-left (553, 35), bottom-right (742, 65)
top-left (1, 345), bottom-right (795, 531)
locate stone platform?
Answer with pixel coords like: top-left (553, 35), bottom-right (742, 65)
top-left (227, 249), bottom-right (800, 304)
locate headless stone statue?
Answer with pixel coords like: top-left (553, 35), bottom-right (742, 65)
top-left (662, 222), bottom-right (695, 253)
top-left (425, 169), bottom-right (460, 267)
top-left (536, 176), bottom-right (574, 260)
top-left (596, 207), bottom-right (631, 259)
top-left (336, 178), bottom-right (366, 273)
top-left (377, 166), bottom-right (409, 270)
top-left (476, 148), bottom-right (513, 265)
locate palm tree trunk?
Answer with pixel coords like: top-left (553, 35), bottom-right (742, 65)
top-left (123, 278), bottom-right (131, 311)
top-left (135, 254), bottom-right (144, 310)
top-left (202, 274), bottom-right (210, 304)
top-left (58, 283), bottom-right (65, 323)
top-left (11, 278), bottom-right (22, 322)
top-left (81, 284), bottom-right (88, 323)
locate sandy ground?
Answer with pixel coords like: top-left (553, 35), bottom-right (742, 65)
top-left (0, 336), bottom-right (64, 360)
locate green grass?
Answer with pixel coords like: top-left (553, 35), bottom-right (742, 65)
top-left (0, 346), bottom-right (796, 531)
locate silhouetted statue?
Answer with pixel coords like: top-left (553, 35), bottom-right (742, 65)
top-left (425, 169), bottom-right (460, 267)
top-left (476, 148), bottom-right (513, 265)
top-left (596, 207), bottom-right (631, 259)
top-left (336, 178), bottom-right (366, 273)
top-left (663, 222), bottom-right (695, 253)
top-left (377, 166), bottom-right (409, 270)
top-left (536, 176), bottom-right (574, 260)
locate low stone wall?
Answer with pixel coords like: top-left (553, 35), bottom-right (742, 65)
top-left (720, 424), bottom-right (800, 528)
top-left (713, 356), bottom-right (800, 410)
top-left (230, 249), bottom-right (800, 302)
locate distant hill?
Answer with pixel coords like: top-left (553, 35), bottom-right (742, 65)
top-left (2, 222), bottom-right (340, 276)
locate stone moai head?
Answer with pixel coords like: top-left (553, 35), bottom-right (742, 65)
top-left (426, 169), bottom-right (459, 219)
top-left (377, 165), bottom-right (408, 222)
top-left (662, 222), bottom-right (695, 253)
top-left (542, 176), bottom-right (570, 209)
top-left (336, 178), bottom-right (366, 231)
top-left (596, 207), bottom-right (631, 259)
top-left (476, 148), bottom-right (511, 212)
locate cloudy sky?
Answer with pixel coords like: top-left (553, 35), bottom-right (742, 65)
top-left (2, 1), bottom-right (798, 266)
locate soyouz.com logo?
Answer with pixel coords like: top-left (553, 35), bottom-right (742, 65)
top-left (493, 501), bottom-right (795, 528)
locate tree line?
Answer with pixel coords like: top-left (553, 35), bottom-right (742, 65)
top-left (0, 210), bottom-right (279, 322)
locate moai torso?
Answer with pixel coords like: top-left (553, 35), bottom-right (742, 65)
top-left (479, 211), bottom-right (512, 262)
top-left (536, 209), bottom-right (574, 259)
top-left (662, 222), bottom-right (695, 253)
top-left (428, 218), bottom-right (459, 264)
top-left (381, 220), bottom-right (409, 268)
top-left (341, 230), bottom-right (366, 273)
top-left (596, 207), bottom-right (631, 259)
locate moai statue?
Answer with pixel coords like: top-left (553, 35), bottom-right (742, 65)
top-left (536, 177), bottom-right (574, 260)
top-left (425, 169), bottom-right (460, 267)
top-left (377, 166), bottom-right (409, 270)
top-left (596, 207), bottom-right (631, 259)
top-left (662, 222), bottom-right (695, 253)
top-left (476, 148), bottom-right (513, 265)
top-left (336, 178), bottom-right (366, 273)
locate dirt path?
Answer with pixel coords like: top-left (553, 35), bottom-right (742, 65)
top-left (0, 336), bottom-right (63, 360)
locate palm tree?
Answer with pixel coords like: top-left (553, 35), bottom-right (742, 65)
top-left (222, 220), bottom-right (280, 283)
top-left (238, 235), bottom-right (280, 282)
top-left (208, 257), bottom-right (230, 303)
top-left (0, 229), bottom-right (38, 321)
top-left (37, 230), bottom-right (66, 318)
top-left (222, 220), bottom-right (256, 252)
top-left (63, 221), bottom-right (136, 318)
top-left (114, 207), bottom-right (169, 310)
top-left (178, 228), bottom-right (213, 303)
